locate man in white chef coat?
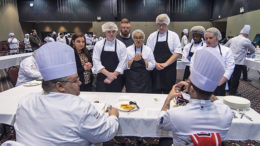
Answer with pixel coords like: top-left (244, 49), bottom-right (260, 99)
top-left (225, 24), bottom-right (255, 95)
top-left (159, 48), bottom-right (233, 146)
top-left (15, 42), bottom-right (119, 146)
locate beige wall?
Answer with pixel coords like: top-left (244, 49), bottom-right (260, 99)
top-left (93, 21), bottom-right (212, 42)
top-left (0, 3), bottom-right (24, 41)
top-left (226, 9), bottom-right (260, 41)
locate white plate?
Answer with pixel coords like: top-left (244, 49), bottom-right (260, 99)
top-left (23, 81), bottom-right (41, 87)
top-left (115, 99), bottom-right (138, 112)
top-left (223, 96), bottom-right (250, 110)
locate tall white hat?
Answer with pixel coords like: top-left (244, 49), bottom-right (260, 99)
top-left (240, 24), bottom-right (250, 34)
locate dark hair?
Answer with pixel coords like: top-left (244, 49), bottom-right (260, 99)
top-left (70, 33), bottom-right (88, 55)
top-left (121, 18), bottom-right (130, 24)
top-left (42, 76), bottom-right (70, 93)
top-left (190, 81), bottom-right (213, 99)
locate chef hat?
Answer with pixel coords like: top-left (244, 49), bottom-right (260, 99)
top-left (190, 26), bottom-right (205, 35)
top-left (183, 29), bottom-right (188, 34)
top-left (102, 22), bottom-right (118, 32)
top-left (156, 14), bottom-right (170, 25)
top-left (9, 33), bottom-right (14, 37)
top-left (24, 33), bottom-right (29, 37)
top-left (34, 42), bottom-right (77, 81)
top-left (240, 24), bottom-right (251, 34)
top-left (52, 31), bottom-right (56, 35)
top-left (132, 29), bottom-right (145, 40)
top-left (190, 47), bottom-right (225, 92)
top-left (206, 27), bottom-right (222, 40)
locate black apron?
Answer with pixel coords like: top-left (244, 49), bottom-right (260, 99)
top-left (125, 46), bottom-right (152, 93)
top-left (152, 31), bottom-right (177, 91)
top-left (96, 39), bottom-right (123, 92)
top-left (183, 42), bottom-right (203, 80)
top-left (214, 44), bottom-right (226, 96)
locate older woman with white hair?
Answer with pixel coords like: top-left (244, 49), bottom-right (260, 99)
top-left (24, 33), bottom-right (32, 52)
top-left (147, 14), bottom-right (182, 94)
top-left (8, 33), bottom-right (20, 54)
top-left (182, 26), bottom-right (205, 80)
top-left (125, 29), bottom-right (155, 93)
top-left (200, 27), bottom-right (235, 96)
top-left (93, 22), bottom-right (127, 92)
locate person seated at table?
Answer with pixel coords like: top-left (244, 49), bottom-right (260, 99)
top-left (14, 42), bottom-right (119, 145)
top-left (225, 25), bottom-right (255, 96)
top-left (8, 33), bottom-right (20, 54)
top-left (70, 33), bottom-right (93, 91)
top-left (93, 22), bottom-right (127, 92)
top-left (125, 29), bottom-right (155, 93)
top-left (182, 26), bottom-right (205, 81)
top-left (159, 47), bottom-right (233, 146)
top-left (16, 51), bottom-right (42, 86)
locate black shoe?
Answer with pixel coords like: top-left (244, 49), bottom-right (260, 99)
top-left (242, 79), bottom-right (252, 82)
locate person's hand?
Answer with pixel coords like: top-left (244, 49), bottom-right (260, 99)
top-left (155, 62), bottom-right (164, 70)
top-left (108, 107), bottom-right (119, 117)
top-left (106, 72), bottom-right (117, 81)
top-left (84, 62), bottom-right (92, 70)
top-left (104, 78), bottom-right (112, 84)
top-left (160, 62), bottom-right (168, 68)
top-left (133, 53), bottom-right (142, 61)
top-left (174, 81), bottom-right (190, 93)
top-left (167, 84), bottom-right (182, 101)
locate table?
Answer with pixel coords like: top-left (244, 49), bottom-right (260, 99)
top-left (0, 83), bottom-right (260, 140)
top-left (245, 58), bottom-right (260, 71)
top-left (0, 53), bottom-right (32, 69)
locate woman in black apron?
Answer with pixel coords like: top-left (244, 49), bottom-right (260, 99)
top-left (183, 26), bottom-right (205, 81)
top-left (125, 29), bottom-right (155, 93)
top-left (93, 22), bottom-right (127, 92)
top-left (147, 14), bottom-right (182, 94)
top-left (204, 27), bottom-right (235, 96)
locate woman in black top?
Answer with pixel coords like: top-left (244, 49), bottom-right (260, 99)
top-left (70, 33), bottom-right (93, 91)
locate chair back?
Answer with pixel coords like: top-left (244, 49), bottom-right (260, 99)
top-left (8, 66), bottom-right (19, 86)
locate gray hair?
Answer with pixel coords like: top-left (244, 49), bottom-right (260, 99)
top-left (205, 27), bottom-right (222, 40)
top-left (102, 22), bottom-right (118, 32)
top-left (42, 76), bottom-right (70, 93)
top-left (156, 14), bottom-right (170, 25)
top-left (132, 29), bottom-right (145, 40)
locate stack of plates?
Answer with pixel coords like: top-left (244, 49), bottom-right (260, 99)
top-left (223, 96), bottom-right (250, 110)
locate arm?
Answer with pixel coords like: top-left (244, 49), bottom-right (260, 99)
top-left (145, 47), bottom-right (155, 70)
top-left (223, 47), bottom-right (235, 80)
top-left (20, 57), bottom-right (42, 79)
top-left (160, 53), bottom-right (182, 68)
top-left (246, 40), bottom-right (256, 54)
top-left (115, 43), bottom-right (127, 74)
top-left (93, 42), bottom-right (105, 74)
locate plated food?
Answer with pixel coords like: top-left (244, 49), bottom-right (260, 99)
top-left (120, 104), bottom-right (136, 111)
top-left (116, 99), bottom-right (139, 112)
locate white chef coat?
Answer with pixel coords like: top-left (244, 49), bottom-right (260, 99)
top-left (181, 35), bottom-right (189, 48)
top-left (86, 36), bottom-right (93, 45)
top-left (15, 92), bottom-right (119, 146)
top-left (24, 38), bottom-right (32, 51)
top-left (225, 35), bottom-right (255, 65)
top-left (197, 44), bottom-right (235, 80)
top-left (56, 36), bottom-right (66, 44)
top-left (126, 44), bottom-right (155, 71)
top-left (158, 99), bottom-right (233, 145)
top-left (8, 37), bottom-right (19, 54)
top-left (182, 41), bottom-right (204, 65)
top-left (146, 30), bottom-right (182, 55)
top-left (16, 56), bottom-right (42, 86)
top-left (93, 39), bottom-right (127, 74)
top-left (44, 36), bottom-right (55, 43)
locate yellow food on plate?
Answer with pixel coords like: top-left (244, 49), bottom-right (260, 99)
top-left (120, 104), bottom-right (135, 111)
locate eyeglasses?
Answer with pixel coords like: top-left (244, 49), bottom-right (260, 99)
top-left (157, 23), bottom-right (167, 28)
top-left (60, 77), bottom-right (80, 84)
top-left (133, 36), bottom-right (144, 40)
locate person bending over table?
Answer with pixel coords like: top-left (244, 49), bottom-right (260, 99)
top-left (15, 42), bottom-right (119, 146)
top-left (71, 33), bottom-right (93, 91)
top-left (125, 29), bottom-right (155, 93)
top-left (147, 14), bottom-right (182, 94)
top-left (159, 47), bottom-right (233, 146)
top-left (93, 22), bottom-right (127, 92)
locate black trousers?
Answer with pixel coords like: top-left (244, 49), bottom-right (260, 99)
top-left (214, 82), bottom-right (226, 96)
top-left (229, 64), bottom-right (243, 95)
top-left (242, 65), bottom-right (248, 80)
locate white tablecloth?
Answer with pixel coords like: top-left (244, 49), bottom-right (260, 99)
top-left (245, 58), bottom-right (260, 71)
top-left (0, 83), bottom-right (260, 140)
top-left (0, 53), bottom-right (32, 69)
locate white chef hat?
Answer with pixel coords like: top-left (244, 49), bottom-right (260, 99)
top-left (24, 33), bottom-right (29, 37)
top-left (206, 27), bottom-right (222, 40)
top-left (102, 22), bottom-right (118, 32)
top-left (132, 29), bottom-right (145, 40)
top-left (34, 42), bottom-right (77, 81)
top-left (190, 26), bottom-right (205, 35)
top-left (183, 29), bottom-right (188, 34)
top-left (190, 47), bottom-right (225, 92)
top-left (240, 24), bottom-right (251, 34)
top-left (156, 14), bottom-right (170, 25)
top-left (9, 33), bottom-right (14, 37)
top-left (52, 31), bottom-right (56, 35)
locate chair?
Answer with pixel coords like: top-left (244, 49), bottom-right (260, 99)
top-left (8, 66), bottom-right (19, 86)
top-left (1, 140), bottom-right (25, 146)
